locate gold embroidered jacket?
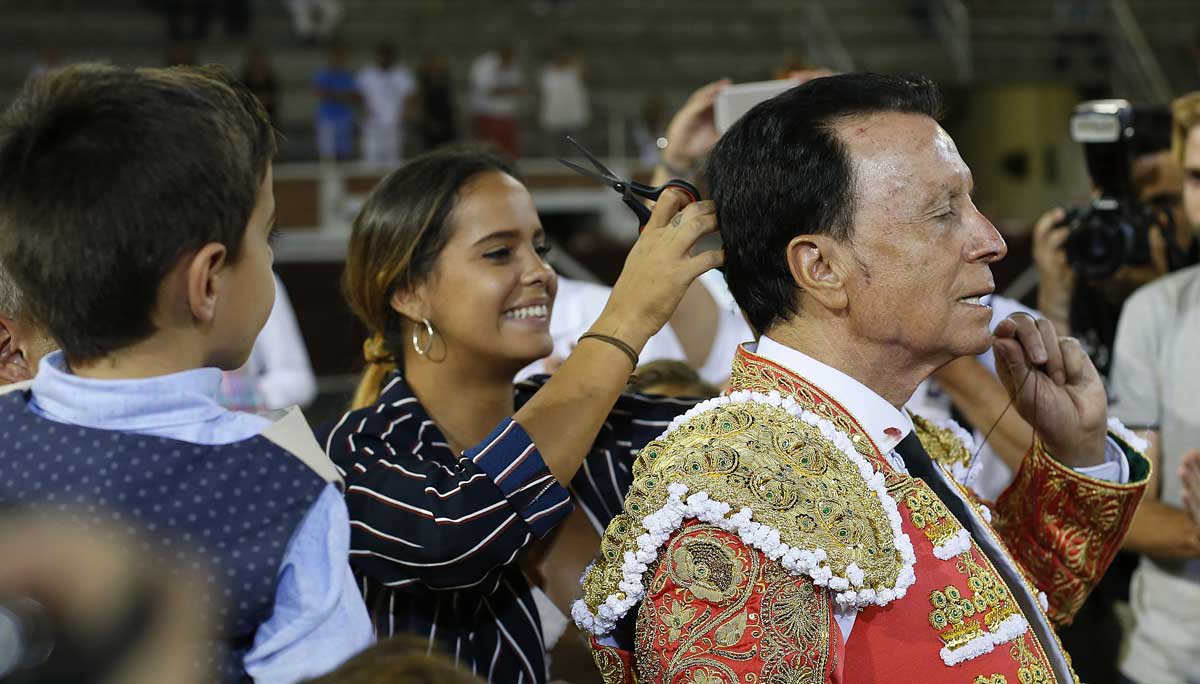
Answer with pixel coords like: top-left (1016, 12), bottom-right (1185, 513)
top-left (574, 344), bottom-right (1149, 684)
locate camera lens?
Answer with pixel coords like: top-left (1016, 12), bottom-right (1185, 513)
top-left (1065, 210), bottom-right (1133, 280)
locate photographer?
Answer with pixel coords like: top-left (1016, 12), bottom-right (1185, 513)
top-left (1111, 91), bottom-right (1200, 684)
top-left (1033, 104), bottom-right (1196, 379)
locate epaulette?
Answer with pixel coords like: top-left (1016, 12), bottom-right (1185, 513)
top-left (573, 391), bottom-right (917, 636)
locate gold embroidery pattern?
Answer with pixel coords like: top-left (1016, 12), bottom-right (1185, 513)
top-left (758, 559), bottom-right (830, 683)
top-left (590, 639), bottom-right (632, 684)
top-left (903, 483), bottom-right (963, 549)
top-left (1009, 634), bottom-right (1053, 684)
top-left (730, 346), bottom-right (1073, 680)
top-left (730, 350), bottom-right (886, 466)
top-left (581, 399), bottom-right (906, 619)
top-left (911, 414), bottom-right (973, 472)
top-left (974, 676), bottom-right (1008, 684)
top-left (992, 440), bottom-right (1148, 625)
top-left (634, 523), bottom-right (829, 684)
top-left (927, 552), bottom-right (1020, 654)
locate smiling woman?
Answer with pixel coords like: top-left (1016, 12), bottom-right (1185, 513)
top-left (321, 146), bottom-right (723, 684)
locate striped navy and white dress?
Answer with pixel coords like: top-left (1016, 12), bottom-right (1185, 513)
top-left (321, 372), bottom-right (695, 684)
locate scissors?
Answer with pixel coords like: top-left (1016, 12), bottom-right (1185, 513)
top-left (558, 136), bottom-right (700, 230)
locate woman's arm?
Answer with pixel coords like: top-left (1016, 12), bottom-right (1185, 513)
top-left (513, 190), bottom-right (721, 485)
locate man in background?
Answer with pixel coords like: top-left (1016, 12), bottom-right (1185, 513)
top-left (1112, 91), bottom-right (1200, 684)
top-left (357, 43), bottom-right (415, 165)
top-left (469, 46), bottom-right (524, 158)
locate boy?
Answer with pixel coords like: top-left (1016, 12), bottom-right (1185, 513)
top-left (0, 64), bottom-right (372, 683)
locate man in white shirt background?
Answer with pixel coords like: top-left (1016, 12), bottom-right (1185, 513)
top-left (469, 45), bottom-right (525, 158)
top-left (356, 42), bottom-right (415, 165)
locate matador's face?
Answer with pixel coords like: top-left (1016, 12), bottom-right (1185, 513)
top-left (834, 112), bottom-right (1008, 364)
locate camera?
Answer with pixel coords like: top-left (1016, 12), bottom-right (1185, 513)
top-left (1062, 99), bottom-right (1176, 280)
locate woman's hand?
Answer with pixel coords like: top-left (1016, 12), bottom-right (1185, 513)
top-left (660, 79), bottom-right (730, 176)
top-left (591, 189), bottom-right (723, 349)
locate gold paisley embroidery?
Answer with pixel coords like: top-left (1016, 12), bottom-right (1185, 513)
top-left (582, 399), bottom-right (905, 620)
top-left (1010, 635), bottom-right (1053, 684)
top-left (635, 524), bottom-right (829, 684)
top-left (636, 525), bottom-right (759, 682)
top-left (992, 439), bottom-right (1147, 625)
top-left (682, 666), bottom-right (735, 684)
top-left (758, 560), bottom-right (829, 683)
top-left (670, 534), bottom-right (745, 604)
top-left (713, 611), bottom-right (748, 647)
top-left (591, 640), bottom-right (631, 684)
top-left (659, 597), bottom-right (699, 642)
top-left (911, 413), bottom-right (973, 472)
top-left (973, 676), bottom-right (1008, 684)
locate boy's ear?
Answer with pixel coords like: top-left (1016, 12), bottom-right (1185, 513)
top-left (0, 315), bottom-right (15, 341)
top-left (784, 234), bottom-right (851, 313)
top-left (0, 315), bottom-right (32, 384)
top-left (185, 243), bottom-right (229, 324)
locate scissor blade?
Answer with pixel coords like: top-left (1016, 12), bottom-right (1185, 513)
top-left (565, 135), bottom-right (620, 179)
top-left (558, 158), bottom-right (621, 187)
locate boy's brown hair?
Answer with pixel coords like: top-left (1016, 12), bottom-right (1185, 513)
top-left (303, 636), bottom-right (484, 684)
top-left (0, 63), bottom-right (276, 363)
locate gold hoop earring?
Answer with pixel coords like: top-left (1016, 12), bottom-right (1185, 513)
top-left (412, 318), bottom-right (435, 356)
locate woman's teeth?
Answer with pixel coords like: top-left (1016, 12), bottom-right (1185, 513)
top-left (959, 296), bottom-right (982, 305)
top-left (505, 304), bottom-right (548, 320)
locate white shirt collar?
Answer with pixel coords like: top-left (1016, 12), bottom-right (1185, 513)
top-left (752, 336), bottom-right (913, 453)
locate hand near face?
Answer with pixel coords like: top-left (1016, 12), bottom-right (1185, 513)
top-left (1181, 448), bottom-right (1200, 526)
top-left (992, 314), bottom-right (1108, 468)
top-left (599, 190), bottom-right (723, 347)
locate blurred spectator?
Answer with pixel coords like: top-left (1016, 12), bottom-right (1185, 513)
top-left (27, 47), bottom-right (62, 81)
top-left (164, 41), bottom-right (196, 67)
top-left (0, 261), bottom-right (55, 385)
top-left (163, 0), bottom-right (251, 41)
top-left (218, 275), bottom-right (318, 412)
top-left (632, 94), bottom-right (668, 166)
top-left (314, 43), bottom-right (358, 160)
top-left (628, 359), bottom-right (719, 398)
top-left (287, 0), bottom-right (342, 44)
top-left (356, 43), bottom-right (416, 165)
top-left (1113, 90), bottom-right (1200, 684)
top-left (0, 512), bottom-right (215, 684)
top-left (240, 47), bottom-right (280, 128)
top-left (771, 50), bottom-right (814, 80)
top-left (413, 50), bottom-right (458, 151)
top-left (469, 46), bottom-right (524, 158)
top-left (538, 45), bottom-right (589, 154)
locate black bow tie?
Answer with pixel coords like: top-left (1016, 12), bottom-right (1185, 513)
top-left (893, 431), bottom-right (973, 527)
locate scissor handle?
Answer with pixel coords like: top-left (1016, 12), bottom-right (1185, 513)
top-left (658, 179), bottom-right (700, 204)
top-left (629, 179), bottom-right (701, 231)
